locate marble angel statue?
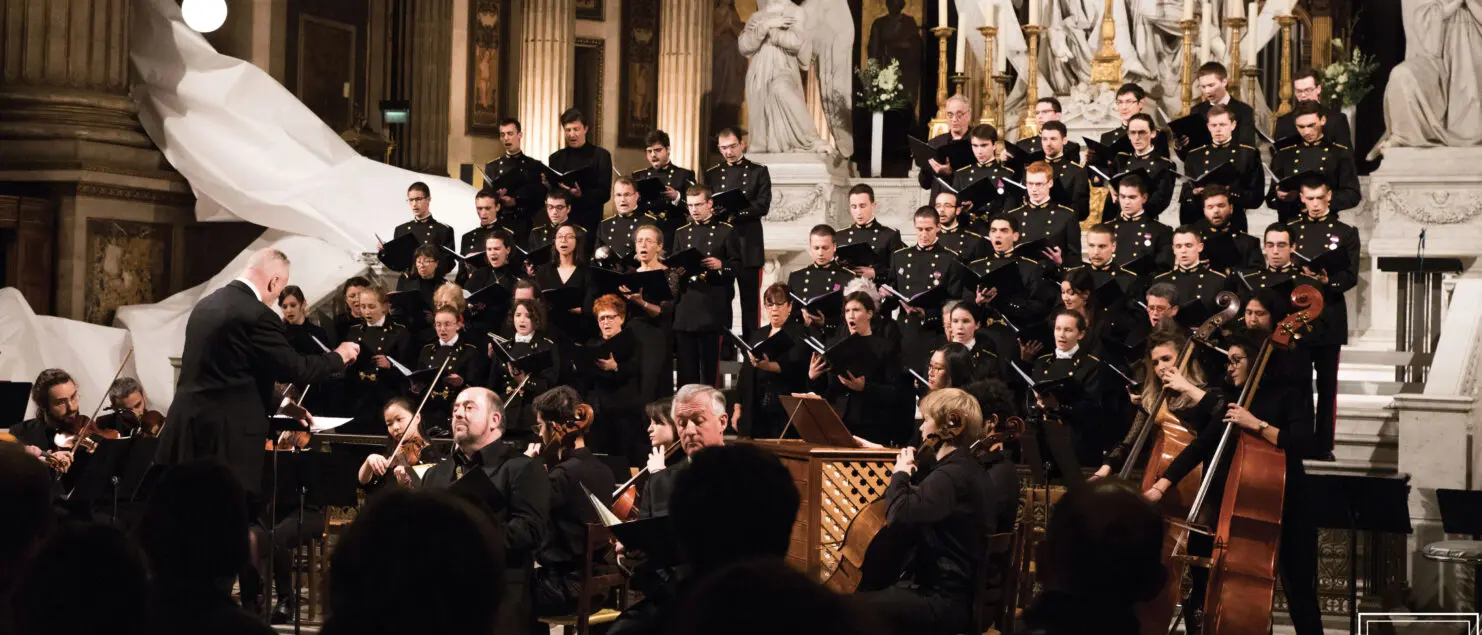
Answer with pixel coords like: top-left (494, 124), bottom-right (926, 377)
top-left (1044, 0), bottom-right (1099, 93)
top-left (1374, 0), bottom-right (1482, 150)
top-left (738, 0), bottom-right (828, 153)
top-left (803, 0), bottom-right (855, 157)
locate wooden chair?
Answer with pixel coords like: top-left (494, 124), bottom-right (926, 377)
top-left (972, 529), bottom-right (1024, 635)
top-left (537, 523), bottom-right (630, 635)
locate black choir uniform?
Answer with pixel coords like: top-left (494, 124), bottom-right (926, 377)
top-left (548, 142), bottom-right (613, 248)
top-left (463, 262), bottom-right (522, 343)
top-left (883, 242), bottom-right (964, 373)
top-left (412, 337), bottom-right (486, 436)
top-left (534, 447), bottom-right (617, 617)
top-left (624, 268), bottom-right (683, 403)
top-left (533, 263), bottom-right (596, 382)
top-left (393, 271), bottom-right (441, 347)
top-left (1033, 347), bottom-right (1117, 467)
top-left (809, 331), bottom-right (905, 446)
top-left (632, 162), bottom-right (696, 245)
top-left (1105, 212), bottom-right (1174, 275)
top-left (1005, 198), bottom-right (1082, 270)
top-left (672, 216), bottom-right (743, 387)
top-left (918, 131), bottom-right (970, 202)
top-left (1180, 97), bottom-right (1258, 158)
top-left (836, 217), bottom-right (905, 278)
top-left (1065, 260), bottom-right (1144, 357)
top-left (391, 215), bottom-right (456, 277)
top-left (705, 157), bottom-right (772, 337)
top-left (1275, 103), bottom-right (1353, 149)
top-left (457, 221), bottom-right (521, 286)
top-left (1265, 136), bottom-right (1362, 223)
top-left (1099, 125), bottom-right (1169, 159)
top-left (583, 328), bottom-right (647, 465)
top-left (421, 440), bottom-right (551, 634)
top-left (1043, 152), bottom-right (1092, 223)
top-left (1176, 140), bottom-right (1265, 229)
top-left (487, 334), bottom-right (560, 444)
top-left (284, 320), bottom-right (336, 415)
top-left (950, 159), bottom-right (1018, 224)
top-left (484, 150), bottom-right (549, 245)
top-left (787, 260), bottom-right (856, 338)
top-left (937, 220), bottom-right (988, 265)
top-left (1159, 380), bottom-right (1324, 635)
top-left (1153, 262), bottom-right (1232, 314)
top-left (344, 319), bottom-right (414, 434)
top-left (1106, 150), bottom-right (1177, 220)
top-left (970, 250), bottom-right (1057, 342)
top-left (853, 449), bottom-right (998, 635)
top-left (737, 321), bottom-right (809, 439)
top-left (597, 209), bottom-right (660, 260)
top-left (1289, 212), bottom-right (1360, 457)
top-left (1017, 134), bottom-right (1082, 164)
top-left (527, 221), bottom-right (589, 252)
top-left (1194, 218), bottom-right (1263, 273)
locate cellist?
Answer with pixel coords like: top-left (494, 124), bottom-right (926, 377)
top-left (1143, 335), bottom-right (1322, 635)
top-left (1095, 329), bottom-right (1218, 479)
top-left (854, 388), bottom-right (999, 635)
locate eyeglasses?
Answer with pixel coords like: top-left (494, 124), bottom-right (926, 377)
top-left (1226, 356), bottom-right (1248, 366)
top-left (764, 301), bottom-right (790, 308)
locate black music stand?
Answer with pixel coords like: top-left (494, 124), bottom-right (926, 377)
top-left (1434, 488), bottom-right (1482, 613)
top-left (63, 437), bottom-right (134, 523)
top-left (1305, 472), bottom-right (1412, 635)
top-left (1377, 257), bottom-right (1463, 384)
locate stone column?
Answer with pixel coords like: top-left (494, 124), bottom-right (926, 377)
top-left (399, 0), bottom-right (454, 174)
top-left (0, 0), bottom-right (195, 320)
top-left (656, 0), bottom-right (712, 174)
top-left (519, 0), bottom-right (576, 162)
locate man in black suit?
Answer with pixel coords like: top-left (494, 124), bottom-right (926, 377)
top-left (155, 249), bottom-right (359, 493)
top-left (673, 185), bottom-right (744, 387)
top-left (390, 182), bottom-right (456, 277)
top-left (918, 95), bottom-right (974, 202)
top-left (1289, 179), bottom-right (1359, 461)
top-left (485, 117), bottom-right (547, 246)
top-left (1037, 121), bottom-right (1091, 222)
top-left (1274, 68), bottom-right (1352, 149)
top-left (1018, 97), bottom-right (1082, 163)
top-left (1178, 62), bottom-right (1257, 158)
top-left (548, 108), bottom-right (613, 253)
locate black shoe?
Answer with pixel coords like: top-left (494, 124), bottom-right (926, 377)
top-left (269, 598), bottom-right (296, 625)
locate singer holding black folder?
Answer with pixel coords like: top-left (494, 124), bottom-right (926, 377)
top-left (807, 290), bottom-right (905, 446)
top-left (1289, 179), bottom-right (1359, 460)
top-left (738, 283), bottom-right (808, 438)
top-left (672, 185), bottom-right (743, 388)
top-left (487, 299), bottom-right (560, 443)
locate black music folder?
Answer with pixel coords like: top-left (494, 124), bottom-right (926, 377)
top-left (377, 233), bottom-right (419, 272)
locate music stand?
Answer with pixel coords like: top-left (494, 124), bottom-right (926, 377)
top-left (63, 437), bottom-right (134, 523)
top-left (1305, 472), bottom-right (1413, 634)
top-left (778, 395), bottom-right (858, 447)
top-left (1434, 489), bottom-right (1482, 612)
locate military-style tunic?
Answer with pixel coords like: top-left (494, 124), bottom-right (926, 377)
top-left (484, 151), bottom-right (549, 244)
top-left (1192, 219), bottom-right (1263, 273)
top-left (597, 211), bottom-right (660, 259)
top-left (1152, 263), bottom-right (1231, 312)
top-left (1098, 125), bottom-right (1170, 160)
top-left (393, 215), bottom-right (456, 276)
top-left (632, 162), bottom-right (696, 241)
top-left (703, 157), bottom-right (772, 268)
top-left (1177, 141), bottom-right (1265, 228)
top-left (1032, 347), bottom-right (1117, 467)
top-left (1005, 199), bottom-right (1082, 269)
top-left (1104, 213), bottom-right (1173, 274)
top-left (1044, 154), bottom-right (1092, 223)
top-left (1017, 135), bottom-right (1083, 164)
top-left (1106, 151), bottom-right (1178, 220)
top-left (937, 223), bottom-right (987, 263)
top-left (786, 261), bottom-right (857, 335)
top-left (970, 251), bottom-right (1056, 328)
top-left (1288, 213), bottom-right (1360, 347)
top-left (672, 217), bottom-right (743, 333)
top-left (456, 221), bottom-right (521, 286)
top-left (413, 338), bottom-right (487, 433)
top-left (1264, 137), bottom-right (1363, 223)
top-left (835, 218), bottom-right (905, 276)
top-left (346, 321), bottom-right (414, 414)
top-left (883, 242), bottom-right (963, 371)
top-left (951, 160), bottom-right (1019, 223)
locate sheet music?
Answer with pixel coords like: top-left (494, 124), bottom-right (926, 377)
top-left (310, 416), bottom-right (353, 432)
top-left (309, 335), bottom-right (331, 353)
top-left (388, 356), bottom-right (413, 376)
top-left (582, 483), bottom-right (623, 527)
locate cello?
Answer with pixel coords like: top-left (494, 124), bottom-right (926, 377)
top-left (1125, 292), bottom-right (1241, 635)
top-left (1178, 285), bottom-right (1324, 635)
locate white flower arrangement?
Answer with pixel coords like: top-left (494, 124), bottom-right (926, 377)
top-left (1319, 37), bottom-right (1377, 108)
top-left (856, 59), bottom-right (912, 113)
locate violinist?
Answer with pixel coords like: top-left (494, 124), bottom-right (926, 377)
top-left (643, 398), bottom-right (682, 474)
top-left (357, 397), bottom-right (442, 488)
top-left (854, 388), bottom-right (999, 635)
top-left (95, 377), bottom-right (165, 438)
top-left (737, 283), bottom-right (808, 439)
top-left (525, 386), bottom-right (616, 618)
top-left (1143, 336), bottom-right (1322, 635)
top-left (245, 416), bottom-right (326, 623)
top-left (10, 368), bottom-right (78, 471)
top-left (637, 385), bottom-right (727, 519)
top-left (487, 298), bottom-right (559, 444)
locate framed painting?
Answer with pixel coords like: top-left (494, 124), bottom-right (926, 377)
top-left (576, 0), bottom-right (603, 21)
top-left (574, 38), bottom-right (606, 142)
top-left (618, 0), bottom-right (660, 147)
top-left (467, 0), bottom-right (509, 136)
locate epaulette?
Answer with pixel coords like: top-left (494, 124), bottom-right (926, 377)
top-left (1153, 271), bottom-right (1172, 279)
top-left (943, 246), bottom-right (961, 256)
top-left (678, 222), bottom-right (694, 230)
top-left (459, 342), bottom-right (477, 352)
top-left (540, 337), bottom-right (554, 345)
top-left (1187, 144), bottom-right (1207, 154)
top-left (1036, 353), bottom-right (1053, 361)
top-left (706, 163), bottom-right (724, 172)
top-left (1332, 142), bottom-right (1350, 151)
top-left (1238, 144), bottom-right (1257, 151)
top-left (965, 230), bottom-right (984, 239)
top-left (422, 342), bottom-right (436, 352)
top-left (1064, 264), bottom-right (1084, 272)
top-left (1115, 151), bottom-right (1133, 157)
top-left (719, 221), bottom-right (733, 228)
top-left (1005, 204), bottom-right (1027, 214)
top-left (1018, 256), bottom-right (1039, 265)
top-left (1210, 269), bottom-right (1228, 278)
top-left (1086, 354), bottom-right (1102, 363)
top-left (893, 245), bottom-right (911, 254)
top-left (347, 323), bottom-right (365, 333)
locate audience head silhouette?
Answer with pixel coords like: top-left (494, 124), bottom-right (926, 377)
top-left (322, 488), bottom-right (506, 635)
top-left (668, 559), bottom-right (886, 635)
top-left (14, 523), bottom-right (149, 635)
top-left (670, 443), bottom-right (799, 574)
top-left (137, 459), bottom-right (251, 587)
top-left (0, 442), bottom-right (53, 583)
top-left (1036, 479), bottom-right (1167, 604)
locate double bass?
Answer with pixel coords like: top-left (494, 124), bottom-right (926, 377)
top-left (1177, 285), bottom-right (1323, 635)
top-left (1125, 292), bottom-right (1241, 635)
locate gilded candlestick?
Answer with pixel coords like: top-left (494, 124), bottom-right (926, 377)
top-left (1224, 17), bottom-right (1246, 100)
top-left (1020, 24), bottom-right (1044, 140)
top-left (1179, 19), bottom-right (1197, 116)
top-left (1090, 0), bottom-right (1123, 87)
top-left (1274, 14), bottom-right (1296, 118)
top-left (927, 26), bottom-right (956, 138)
top-left (977, 25), bottom-right (999, 126)
top-left (995, 73), bottom-right (1012, 130)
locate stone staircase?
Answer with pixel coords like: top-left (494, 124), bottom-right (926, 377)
top-left (1320, 343), bottom-right (1410, 475)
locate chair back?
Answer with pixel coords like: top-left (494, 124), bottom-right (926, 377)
top-left (972, 528), bottom-right (1024, 634)
top-left (574, 523), bottom-right (628, 635)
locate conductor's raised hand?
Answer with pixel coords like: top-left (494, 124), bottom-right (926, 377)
top-left (335, 341), bottom-right (361, 364)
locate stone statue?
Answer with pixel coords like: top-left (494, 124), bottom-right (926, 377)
top-left (738, 0), bottom-right (828, 154)
top-left (1044, 0), bottom-right (1098, 94)
top-left (868, 0), bottom-right (923, 105)
top-left (804, 0), bottom-right (856, 157)
top-left (1376, 0), bottom-right (1482, 149)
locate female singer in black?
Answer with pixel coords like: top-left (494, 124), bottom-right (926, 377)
top-left (463, 229), bottom-right (523, 342)
top-left (1143, 335), bottom-right (1323, 635)
top-left (619, 224), bottom-right (683, 402)
top-left (808, 290), bottom-right (905, 446)
top-left (944, 303), bottom-right (1010, 381)
top-left (278, 285), bottom-right (336, 415)
top-left (534, 223), bottom-right (595, 382)
top-left (486, 298), bottom-right (560, 444)
top-left (583, 294), bottom-right (647, 465)
top-left (738, 283), bottom-right (808, 439)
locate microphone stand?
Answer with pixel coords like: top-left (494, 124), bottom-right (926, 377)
top-left (294, 483), bottom-right (306, 635)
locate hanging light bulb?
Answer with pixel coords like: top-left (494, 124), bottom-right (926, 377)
top-left (181, 0), bottom-right (228, 33)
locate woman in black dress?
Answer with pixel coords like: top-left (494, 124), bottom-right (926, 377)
top-left (486, 298), bottom-right (560, 444)
top-left (583, 294), bottom-right (647, 465)
top-left (807, 290), bottom-right (905, 446)
top-left (464, 229), bottom-right (524, 342)
top-left (534, 223), bottom-right (595, 383)
top-left (737, 283), bottom-right (809, 439)
top-left (619, 224), bottom-right (683, 402)
top-left (278, 285), bottom-right (335, 415)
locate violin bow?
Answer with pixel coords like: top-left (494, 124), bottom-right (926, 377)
top-left (390, 354), bottom-right (454, 460)
top-left (86, 348), bottom-right (135, 423)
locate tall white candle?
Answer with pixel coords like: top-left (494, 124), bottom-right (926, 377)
top-left (1225, 0), bottom-right (1241, 19)
top-left (1246, 1), bottom-right (1258, 60)
top-left (997, 17), bottom-right (1007, 72)
top-left (1029, 0), bottom-right (1040, 26)
top-left (955, 27), bottom-right (967, 73)
top-left (1200, 1), bottom-right (1212, 61)
top-left (1182, 0), bottom-right (1194, 21)
top-left (939, 0), bottom-right (949, 28)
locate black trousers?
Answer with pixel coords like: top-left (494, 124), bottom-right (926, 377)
top-left (854, 582), bottom-right (973, 635)
top-left (675, 330), bottom-right (721, 388)
top-left (1278, 481), bottom-right (1325, 635)
top-left (240, 507), bottom-right (326, 605)
top-left (1308, 344), bottom-right (1340, 456)
top-left (738, 266), bottom-right (762, 338)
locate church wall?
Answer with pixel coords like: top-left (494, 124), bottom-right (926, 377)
top-left (203, 0), bottom-right (289, 85)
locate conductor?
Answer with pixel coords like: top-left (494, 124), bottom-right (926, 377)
top-left (155, 249), bottom-right (360, 491)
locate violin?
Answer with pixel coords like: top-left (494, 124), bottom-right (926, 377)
top-left (1181, 285), bottom-right (1323, 635)
top-left (56, 413), bottom-right (121, 453)
top-left (379, 354), bottom-right (454, 486)
top-left (0, 431), bottom-right (70, 472)
top-left (265, 383), bottom-right (313, 451)
top-left (610, 441), bottom-right (682, 522)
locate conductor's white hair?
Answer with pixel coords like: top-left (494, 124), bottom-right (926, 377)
top-left (246, 248), bottom-right (290, 271)
top-left (673, 384), bottom-right (726, 418)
